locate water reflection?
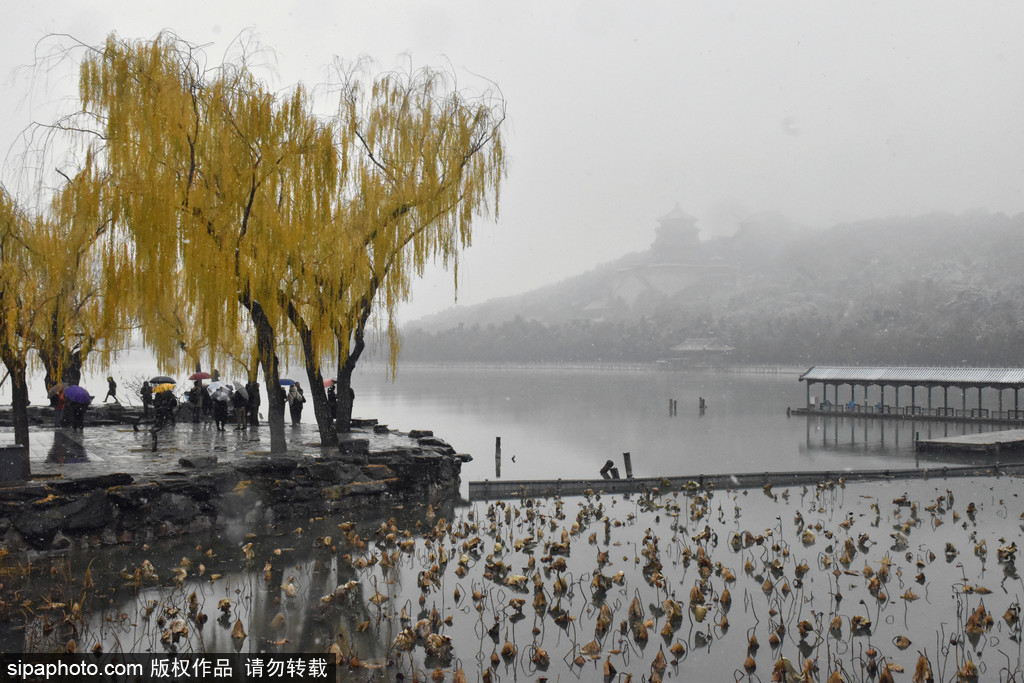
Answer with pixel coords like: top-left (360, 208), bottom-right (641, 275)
top-left (804, 414), bottom-right (1024, 460)
top-left (19, 477), bottom-right (1020, 680)
top-left (46, 429), bottom-right (89, 464)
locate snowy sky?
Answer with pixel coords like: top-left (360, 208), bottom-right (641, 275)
top-left (3, 1), bottom-right (1023, 322)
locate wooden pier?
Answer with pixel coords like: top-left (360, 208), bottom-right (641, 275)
top-left (914, 428), bottom-right (1024, 454)
top-left (790, 406), bottom-right (1024, 426)
top-left (468, 461), bottom-right (1024, 500)
top-left (798, 365), bottom-right (1024, 424)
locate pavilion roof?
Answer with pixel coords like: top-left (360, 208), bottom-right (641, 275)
top-left (799, 365), bottom-right (1024, 387)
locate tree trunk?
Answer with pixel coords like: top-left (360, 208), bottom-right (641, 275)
top-left (39, 345), bottom-right (84, 389)
top-left (301, 348), bottom-right (336, 448)
top-left (9, 360), bottom-right (31, 475)
top-left (334, 326), bottom-right (366, 434)
top-left (335, 362), bottom-right (355, 433)
top-left (250, 302), bottom-right (287, 453)
top-left (291, 308), bottom-right (336, 447)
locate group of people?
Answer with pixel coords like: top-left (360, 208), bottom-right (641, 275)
top-left (48, 374), bottom-right (319, 433)
top-left (141, 377), bottom-right (306, 431)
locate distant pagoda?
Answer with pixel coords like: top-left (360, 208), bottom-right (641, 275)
top-left (651, 203), bottom-right (699, 255)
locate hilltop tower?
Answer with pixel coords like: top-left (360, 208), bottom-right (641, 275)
top-left (651, 204), bottom-right (699, 255)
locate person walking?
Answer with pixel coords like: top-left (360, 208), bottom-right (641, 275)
top-left (69, 396), bottom-right (89, 430)
top-left (103, 376), bottom-right (119, 404)
top-left (141, 381), bottom-right (152, 417)
top-left (287, 383), bottom-right (305, 426)
top-left (233, 387), bottom-right (248, 430)
top-left (54, 389), bottom-right (65, 428)
top-left (213, 393), bottom-right (229, 431)
top-left (190, 383), bottom-right (203, 423)
top-left (246, 381), bottom-right (261, 427)
top-left (326, 383), bottom-right (337, 426)
top-left (153, 390), bottom-right (176, 431)
top-left (277, 385), bottom-right (287, 423)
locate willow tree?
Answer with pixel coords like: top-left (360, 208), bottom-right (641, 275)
top-left (26, 161), bottom-right (133, 391)
top-left (334, 66), bottom-right (504, 432)
top-left (77, 33), bottom-right (340, 451)
top-left (0, 158), bottom-right (126, 462)
top-left (283, 65), bottom-right (506, 442)
top-left (73, 33), bottom-right (506, 449)
top-left (0, 189), bottom-right (36, 452)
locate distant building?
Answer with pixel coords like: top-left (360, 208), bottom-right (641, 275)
top-left (660, 337), bottom-right (735, 367)
top-left (651, 204), bottom-right (700, 256)
top-left (579, 205), bottom-right (734, 320)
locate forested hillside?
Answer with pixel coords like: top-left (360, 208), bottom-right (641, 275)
top-left (401, 211), bottom-right (1024, 365)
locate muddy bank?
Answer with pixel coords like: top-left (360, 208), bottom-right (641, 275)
top-left (0, 428), bottom-right (470, 553)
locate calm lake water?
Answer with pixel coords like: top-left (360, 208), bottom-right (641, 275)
top-left (51, 475), bottom-right (1020, 682)
top-left (7, 363), bottom-right (1024, 682)
top-left (350, 363), bottom-right (1013, 489)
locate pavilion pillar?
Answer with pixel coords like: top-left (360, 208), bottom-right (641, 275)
top-left (895, 384), bottom-right (900, 412)
top-left (978, 387), bottom-right (983, 413)
top-left (1016, 388), bottom-right (1019, 415)
top-left (834, 384), bottom-right (839, 407)
top-left (944, 386), bottom-right (949, 411)
top-left (911, 386), bottom-right (916, 414)
top-left (851, 385), bottom-right (856, 408)
top-left (806, 381), bottom-right (811, 408)
top-left (928, 387), bottom-right (933, 413)
top-left (999, 389), bottom-right (1003, 417)
top-left (880, 385), bottom-right (885, 412)
top-left (962, 388), bottom-right (967, 414)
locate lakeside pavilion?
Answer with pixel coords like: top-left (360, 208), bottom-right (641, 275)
top-left (798, 366), bottom-right (1024, 420)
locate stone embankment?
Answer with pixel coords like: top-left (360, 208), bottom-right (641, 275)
top-left (0, 405), bottom-right (470, 553)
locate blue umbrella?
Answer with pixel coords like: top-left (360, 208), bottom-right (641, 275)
top-left (63, 385), bottom-right (92, 404)
top-left (279, 379), bottom-right (296, 386)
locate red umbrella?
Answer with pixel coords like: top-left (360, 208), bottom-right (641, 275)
top-left (189, 371), bottom-right (211, 381)
top-left (323, 378), bottom-right (336, 387)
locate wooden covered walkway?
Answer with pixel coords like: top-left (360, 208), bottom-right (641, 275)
top-left (797, 366), bottom-right (1024, 423)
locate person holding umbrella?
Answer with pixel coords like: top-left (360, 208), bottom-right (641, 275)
top-left (232, 382), bottom-right (248, 430)
top-left (152, 385), bottom-right (177, 431)
top-left (210, 383), bottom-right (230, 431)
top-left (63, 385), bottom-right (93, 430)
top-left (188, 372), bottom-right (211, 424)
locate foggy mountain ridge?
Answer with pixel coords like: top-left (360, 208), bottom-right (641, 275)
top-left (401, 210), bottom-right (1024, 366)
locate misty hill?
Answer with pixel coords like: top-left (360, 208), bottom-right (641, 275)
top-left (401, 208), bottom-right (1024, 366)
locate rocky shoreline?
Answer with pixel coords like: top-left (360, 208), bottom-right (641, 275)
top-left (0, 405), bottom-right (471, 553)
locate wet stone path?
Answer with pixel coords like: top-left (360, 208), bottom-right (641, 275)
top-left (17, 421), bottom-right (421, 482)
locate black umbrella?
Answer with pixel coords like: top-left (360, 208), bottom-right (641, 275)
top-left (150, 375), bottom-right (176, 384)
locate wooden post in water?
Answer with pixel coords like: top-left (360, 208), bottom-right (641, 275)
top-left (622, 452), bottom-right (633, 479)
top-left (495, 437), bottom-right (502, 479)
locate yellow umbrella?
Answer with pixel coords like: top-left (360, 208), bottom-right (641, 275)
top-left (153, 383), bottom-right (176, 393)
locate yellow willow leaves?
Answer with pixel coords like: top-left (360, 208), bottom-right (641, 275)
top-left (73, 33), bottom-right (506, 379)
